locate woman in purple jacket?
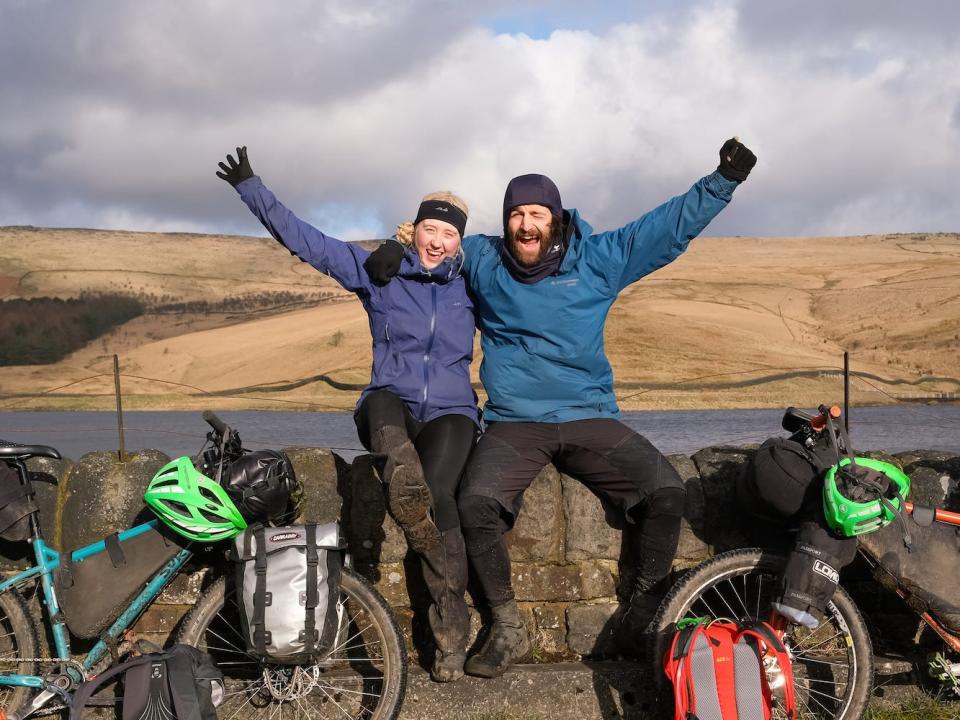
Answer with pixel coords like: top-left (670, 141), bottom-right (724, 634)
top-left (217, 147), bottom-right (477, 682)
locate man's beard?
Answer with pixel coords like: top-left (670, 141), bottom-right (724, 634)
top-left (507, 223), bottom-right (553, 267)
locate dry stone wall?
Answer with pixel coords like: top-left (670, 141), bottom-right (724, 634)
top-left (3, 445), bottom-right (958, 661)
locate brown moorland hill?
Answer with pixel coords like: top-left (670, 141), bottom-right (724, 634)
top-left (1, 227), bottom-right (958, 411)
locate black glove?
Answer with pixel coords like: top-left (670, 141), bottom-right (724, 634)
top-left (216, 146), bottom-right (254, 187)
top-left (717, 137), bottom-right (756, 182)
top-left (363, 239), bottom-right (406, 285)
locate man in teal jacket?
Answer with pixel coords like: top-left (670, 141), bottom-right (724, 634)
top-left (366, 137), bottom-right (757, 676)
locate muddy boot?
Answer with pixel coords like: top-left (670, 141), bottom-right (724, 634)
top-left (372, 426), bottom-right (440, 553)
top-left (463, 599), bottom-right (530, 679)
top-left (615, 575), bottom-right (669, 658)
top-left (421, 529), bottom-right (470, 682)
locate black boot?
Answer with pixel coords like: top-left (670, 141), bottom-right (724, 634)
top-left (420, 529), bottom-right (470, 682)
top-left (371, 425), bottom-right (440, 552)
top-left (616, 575), bottom-right (670, 658)
top-left (463, 599), bottom-right (530, 678)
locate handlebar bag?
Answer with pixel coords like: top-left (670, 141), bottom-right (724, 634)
top-left (738, 437), bottom-right (826, 521)
top-left (0, 461), bottom-right (38, 542)
top-left (231, 523), bottom-right (345, 663)
top-left (54, 523), bottom-right (186, 639)
top-left (220, 450), bottom-right (299, 525)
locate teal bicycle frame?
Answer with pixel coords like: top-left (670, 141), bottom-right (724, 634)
top-left (0, 519), bottom-right (192, 689)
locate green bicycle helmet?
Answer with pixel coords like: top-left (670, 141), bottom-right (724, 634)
top-left (822, 457), bottom-right (911, 538)
top-left (145, 456), bottom-right (247, 542)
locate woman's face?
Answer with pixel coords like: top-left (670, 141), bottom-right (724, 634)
top-left (413, 218), bottom-right (461, 269)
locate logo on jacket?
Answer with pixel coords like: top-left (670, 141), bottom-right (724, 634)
top-left (813, 560), bottom-right (839, 584)
top-left (270, 532), bottom-right (302, 543)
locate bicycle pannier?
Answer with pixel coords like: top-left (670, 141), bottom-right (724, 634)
top-left (231, 523), bottom-right (345, 663)
top-left (69, 644), bottom-right (223, 720)
top-left (55, 522), bottom-right (186, 639)
top-left (0, 461), bottom-right (37, 542)
top-left (664, 618), bottom-right (797, 720)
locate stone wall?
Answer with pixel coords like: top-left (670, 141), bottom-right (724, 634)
top-left (4, 445), bottom-right (958, 661)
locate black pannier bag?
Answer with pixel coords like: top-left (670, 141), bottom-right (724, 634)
top-left (0, 461), bottom-right (38, 542)
top-left (69, 644), bottom-right (223, 720)
top-left (231, 523), bottom-right (345, 663)
top-left (860, 512), bottom-right (960, 633)
top-left (54, 523), bottom-right (186, 639)
top-left (220, 450), bottom-right (299, 524)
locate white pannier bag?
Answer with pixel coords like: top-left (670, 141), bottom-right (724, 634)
top-left (231, 523), bottom-right (345, 663)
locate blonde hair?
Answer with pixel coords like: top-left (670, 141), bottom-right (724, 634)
top-left (395, 190), bottom-right (469, 246)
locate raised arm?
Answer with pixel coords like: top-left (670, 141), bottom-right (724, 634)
top-left (584, 138), bottom-right (756, 292)
top-left (217, 146), bottom-right (371, 294)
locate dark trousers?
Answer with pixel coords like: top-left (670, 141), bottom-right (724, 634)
top-left (356, 389), bottom-right (476, 531)
top-left (458, 419), bottom-right (686, 606)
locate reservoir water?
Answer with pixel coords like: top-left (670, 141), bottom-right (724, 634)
top-left (2, 405), bottom-right (959, 461)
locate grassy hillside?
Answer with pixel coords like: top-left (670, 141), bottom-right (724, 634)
top-left (1, 226), bottom-right (958, 411)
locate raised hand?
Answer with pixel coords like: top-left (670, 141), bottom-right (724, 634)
top-left (717, 137), bottom-right (757, 182)
top-left (216, 146), bottom-right (255, 187)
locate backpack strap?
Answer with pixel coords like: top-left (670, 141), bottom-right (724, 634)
top-left (664, 623), bottom-right (706, 720)
top-left (737, 622), bottom-right (797, 720)
top-left (252, 525), bottom-right (269, 656)
top-left (69, 655), bottom-right (154, 720)
top-left (164, 646), bottom-right (204, 720)
top-left (302, 523), bottom-right (319, 655)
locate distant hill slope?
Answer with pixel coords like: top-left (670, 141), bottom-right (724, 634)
top-left (1, 227), bottom-right (958, 411)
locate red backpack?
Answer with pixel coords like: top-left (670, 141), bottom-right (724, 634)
top-left (663, 619), bottom-right (796, 720)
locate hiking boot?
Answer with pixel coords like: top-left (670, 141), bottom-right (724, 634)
top-left (421, 529), bottom-right (471, 682)
top-left (372, 426), bottom-right (440, 552)
top-left (615, 576), bottom-right (670, 658)
top-left (463, 600), bottom-right (530, 679)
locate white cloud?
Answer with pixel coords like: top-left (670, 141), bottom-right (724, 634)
top-left (1, 0), bottom-right (958, 237)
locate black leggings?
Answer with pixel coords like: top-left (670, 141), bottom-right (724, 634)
top-left (355, 389), bottom-right (476, 531)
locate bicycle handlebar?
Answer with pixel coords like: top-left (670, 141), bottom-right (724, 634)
top-left (781, 405), bottom-right (842, 434)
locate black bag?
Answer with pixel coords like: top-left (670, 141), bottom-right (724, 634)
top-left (740, 435), bottom-right (857, 627)
top-left (231, 523), bottom-right (344, 663)
top-left (220, 450), bottom-right (299, 524)
top-left (55, 523), bottom-right (186, 639)
top-left (860, 513), bottom-right (960, 633)
top-left (738, 437), bottom-right (827, 521)
top-left (69, 644), bottom-right (223, 720)
top-left (0, 462), bottom-right (37, 542)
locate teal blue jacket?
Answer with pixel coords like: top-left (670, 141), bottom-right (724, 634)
top-left (462, 171), bottom-right (738, 423)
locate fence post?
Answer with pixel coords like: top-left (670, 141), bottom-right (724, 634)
top-left (843, 351), bottom-right (850, 432)
top-left (114, 354), bottom-right (126, 462)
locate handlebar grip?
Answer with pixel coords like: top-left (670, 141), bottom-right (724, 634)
top-left (202, 411), bottom-right (229, 436)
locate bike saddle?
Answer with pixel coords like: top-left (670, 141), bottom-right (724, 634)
top-left (0, 440), bottom-right (62, 461)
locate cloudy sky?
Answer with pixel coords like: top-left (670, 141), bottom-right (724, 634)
top-left (2, 0), bottom-right (959, 239)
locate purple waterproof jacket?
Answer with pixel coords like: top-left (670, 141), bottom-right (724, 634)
top-left (235, 177), bottom-right (479, 424)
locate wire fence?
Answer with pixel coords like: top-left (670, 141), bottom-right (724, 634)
top-left (2, 356), bottom-right (960, 459)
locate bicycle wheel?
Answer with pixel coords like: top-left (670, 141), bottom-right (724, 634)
top-left (650, 548), bottom-right (873, 720)
top-left (178, 567), bottom-right (407, 720)
top-left (0, 588), bottom-right (40, 714)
